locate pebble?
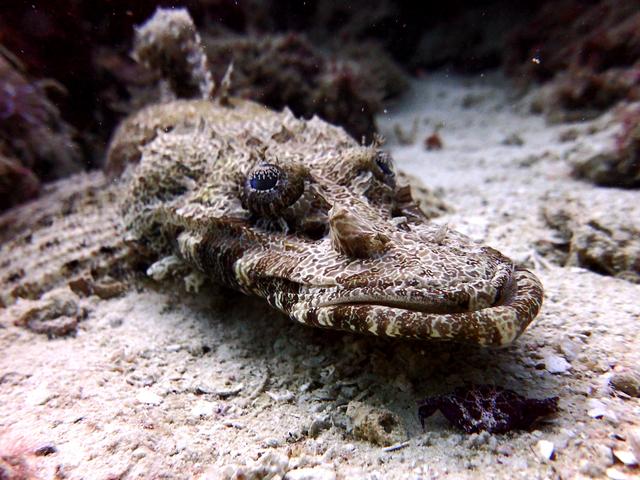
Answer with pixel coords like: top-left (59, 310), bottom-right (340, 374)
top-left (345, 402), bottom-right (407, 447)
top-left (594, 444), bottom-right (614, 467)
top-left (321, 446), bottom-right (338, 462)
top-left (496, 444), bottom-right (513, 456)
top-left (308, 415), bottom-right (331, 438)
top-left (190, 400), bottom-right (215, 418)
top-left (556, 428), bottom-right (576, 449)
top-left (382, 441), bottom-right (410, 452)
top-left (34, 443), bottom-right (57, 456)
top-left (559, 339), bottom-right (580, 361)
top-left (487, 435), bottom-right (498, 452)
top-left (287, 455), bottom-right (317, 470)
top-left (339, 385), bottom-right (358, 400)
top-left (536, 440), bottom-right (555, 461)
top-left (610, 369), bottom-right (640, 397)
top-left (131, 447), bottom-right (147, 460)
top-left (220, 451), bottom-right (289, 480)
top-left (606, 467), bottom-right (631, 480)
top-left (267, 390), bottom-right (295, 403)
top-left (587, 400), bottom-right (619, 425)
top-left (501, 133), bottom-right (524, 146)
top-left (466, 431), bottom-right (491, 448)
top-left (629, 428), bottom-right (640, 462)
top-left (215, 384), bottom-right (244, 399)
top-left (544, 353), bottom-right (571, 374)
top-left (510, 457), bottom-right (529, 470)
top-left (579, 459), bottom-right (605, 478)
top-left (284, 467), bottom-right (336, 480)
top-left (263, 438), bottom-right (281, 448)
top-left (105, 313), bottom-right (124, 328)
top-left (309, 403), bottom-right (328, 414)
top-left (193, 384), bottom-right (215, 395)
top-left (612, 449), bottom-right (638, 466)
top-left (136, 389), bottom-right (163, 405)
top-left (26, 385), bottom-right (55, 406)
top-left (322, 444), bottom-right (355, 462)
top-left (304, 439), bottom-right (324, 456)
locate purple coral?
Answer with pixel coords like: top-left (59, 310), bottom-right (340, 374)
top-left (418, 384), bottom-right (558, 434)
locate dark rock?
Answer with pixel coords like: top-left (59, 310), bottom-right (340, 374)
top-left (418, 384), bottom-right (558, 434)
top-left (13, 289), bottom-right (85, 338)
top-left (34, 443), bottom-right (57, 456)
top-left (610, 368), bottom-right (640, 397)
top-left (572, 107), bottom-right (640, 188)
top-left (346, 401), bottom-right (407, 446)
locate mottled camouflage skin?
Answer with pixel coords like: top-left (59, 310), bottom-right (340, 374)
top-left (105, 97), bottom-right (543, 346)
top-left (0, 8), bottom-right (543, 346)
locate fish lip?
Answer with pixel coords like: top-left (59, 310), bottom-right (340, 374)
top-left (299, 268), bottom-right (544, 346)
top-left (312, 268), bottom-right (515, 315)
top-left (316, 295), bottom-right (471, 315)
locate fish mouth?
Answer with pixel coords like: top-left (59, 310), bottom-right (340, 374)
top-left (318, 296), bottom-right (482, 315)
top-left (314, 266), bottom-right (515, 315)
top-left (315, 282), bottom-right (510, 315)
top-left (291, 268), bottom-right (543, 347)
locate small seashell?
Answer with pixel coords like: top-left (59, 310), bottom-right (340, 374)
top-left (136, 389), bottom-right (163, 405)
top-left (537, 440), bottom-right (555, 460)
top-left (613, 449), bottom-right (638, 466)
top-left (587, 399), bottom-right (619, 424)
top-left (606, 467), bottom-right (631, 480)
top-left (544, 353), bottom-right (571, 374)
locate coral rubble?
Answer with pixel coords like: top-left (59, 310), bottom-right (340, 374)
top-left (506, 0), bottom-right (640, 117)
top-left (202, 32), bottom-right (404, 141)
top-left (572, 107), bottom-right (640, 188)
top-left (541, 196), bottom-right (640, 283)
top-left (0, 54), bottom-right (81, 211)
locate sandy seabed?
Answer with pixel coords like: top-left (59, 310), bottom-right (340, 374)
top-left (1, 73), bottom-right (639, 479)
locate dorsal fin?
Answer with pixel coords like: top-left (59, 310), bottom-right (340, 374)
top-left (133, 8), bottom-right (214, 100)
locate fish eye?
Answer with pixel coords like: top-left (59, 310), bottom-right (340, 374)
top-left (242, 163), bottom-right (305, 216)
top-left (249, 164), bottom-right (280, 191)
top-left (373, 151), bottom-right (396, 187)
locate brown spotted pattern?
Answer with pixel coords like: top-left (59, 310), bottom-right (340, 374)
top-left (106, 96), bottom-right (544, 347)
